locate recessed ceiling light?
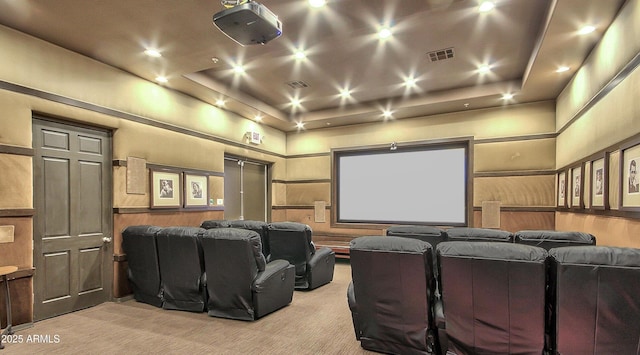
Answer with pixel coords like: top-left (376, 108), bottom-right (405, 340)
top-left (478, 65), bottom-right (491, 74)
top-left (478, 1), bottom-right (495, 12)
top-left (255, 114), bottom-right (263, 122)
top-left (382, 109), bottom-right (393, 119)
top-left (296, 121), bottom-right (305, 129)
top-left (578, 25), bottom-right (596, 35)
top-left (294, 50), bottom-right (306, 60)
top-left (378, 27), bottom-right (392, 40)
top-left (215, 99), bottom-right (225, 107)
top-left (308, 0), bottom-right (326, 8)
top-left (155, 76), bottom-right (168, 83)
top-left (556, 66), bottom-right (570, 73)
top-left (339, 88), bottom-right (351, 98)
top-left (233, 65), bottom-right (245, 74)
top-left (502, 93), bottom-right (514, 100)
top-left (144, 49), bottom-right (162, 58)
top-left (291, 98), bottom-right (302, 107)
top-left (404, 77), bottom-right (418, 87)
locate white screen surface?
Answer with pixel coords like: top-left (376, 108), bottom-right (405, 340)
top-left (337, 147), bottom-right (467, 225)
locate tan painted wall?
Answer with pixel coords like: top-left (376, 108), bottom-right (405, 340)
top-left (555, 0), bottom-right (640, 244)
top-left (287, 101), bottom-right (556, 155)
top-left (556, 0), bottom-right (640, 130)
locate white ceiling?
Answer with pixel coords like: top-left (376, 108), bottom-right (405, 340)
top-left (0, 0), bottom-right (627, 131)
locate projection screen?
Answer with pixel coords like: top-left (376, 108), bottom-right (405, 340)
top-left (333, 139), bottom-right (472, 226)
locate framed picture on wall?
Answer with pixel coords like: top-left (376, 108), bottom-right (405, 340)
top-left (590, 155), bottom-right (608, 210)
top-left (570, 165), bottom-right (583, 209)
top-left (184, 173), bottom-right (209, 208)
top-left (150, 168), bottom-right (182, 208)
top-left (557, 170), bottom-right (567, 207)
top-left (621, 141), bottom-right (640, 210)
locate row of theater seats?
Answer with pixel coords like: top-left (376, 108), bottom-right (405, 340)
top-left (121, 221), bottom-right (335, 321)
top-left (386, 225), bottom-right (597, 251)
top-left (347, 230), bottom-right (640, 355)
top-left (199, 220), bottom-right (336, 290)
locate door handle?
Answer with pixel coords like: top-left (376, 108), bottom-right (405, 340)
top-left (102, 237), bottom-right (112, 243)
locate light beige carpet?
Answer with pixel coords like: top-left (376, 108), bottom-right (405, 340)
top-left (8, 261), bottom-right (373, 354)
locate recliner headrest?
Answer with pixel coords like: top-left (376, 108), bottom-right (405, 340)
top-left (437, 241), bottom-right (547, 262)
top-left (515, 230), bottom-right (595, 243)
top-left (203, 227), bottom-right (266, 271)
top-left (550, 246), bottom-right (640, 267)
top-left (351, 236), bottom-right (432, 254)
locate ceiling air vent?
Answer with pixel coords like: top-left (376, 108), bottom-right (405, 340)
top-left (427, 47), bottom-right (455, 62)
top-left (286, 80), bottom-right (309, 89)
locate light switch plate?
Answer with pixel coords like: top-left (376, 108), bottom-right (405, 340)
top-left (0, 225), bottom-right (15, 243)
top-left (216, 199), bottom-right (224, 205)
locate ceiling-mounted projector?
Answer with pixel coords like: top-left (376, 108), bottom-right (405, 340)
top-left (213, 1), bottom-right (282, 45)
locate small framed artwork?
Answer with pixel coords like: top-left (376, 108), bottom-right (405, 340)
top-left (570, 165), bottom-right (583, 209)
top-left (590, 155), bottom-right (608, 210)
top-left (557, 170), bottom-right (567, 207)
top-left (184, 173), bottom-right (209, 208)
top-left (621, 141), bottom-right (640, 210)
top-left (150, 169), bottom-right (182, 208)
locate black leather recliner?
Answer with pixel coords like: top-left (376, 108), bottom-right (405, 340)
top-left (267, 222), bottom-right (335, 290)
top-left (548, 246), bottom-right (640, 354)
top-left (155, 226), bottom-right (207, 312)
top-left (121, 225), bottom-right (163, 307)
top-left (201, 228), bottom-right (295, 321)
top-left (226, 220), bottom-right (270, 259)
top-left (514, 230), bottom-right (596, 250)
top-left (445, 227), bottom-right (513, 242)
top-left (347, 236), bottom-right (437, 354)
top-left (436, 241), bottom-right (548, 354)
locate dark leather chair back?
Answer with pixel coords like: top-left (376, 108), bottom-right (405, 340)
top-left (446, 227), bottom-right (513, 242)
top-left (202, 228), bottom-right (295, 320)
top-left (549, 246), bottom-right (640, 354)
top-left (437, 241), bottom-right (547, 354)
top-left (155, 226), bottom-right (206, 312)
top-left (267, 222), bottom-right (313, 284)
top-left (348, 236), bottom-right (436, 354)
top-left (227, 220), bottom-right (270, 257)
top-left (121, 225), bottom-right (163, 307)
top-left (202, 228), bottom-right (265, 320)
top-left (515, 230), bottom-right (595, 250)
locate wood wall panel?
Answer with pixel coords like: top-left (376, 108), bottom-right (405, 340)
top-left (473, 211), bottom-right (555, 232)
top-left (474, 175), bottom-right (555, 207)
top-left (287, 156), bottom-right (330, 180)
top-left (556, 212), bottom-right (640, 248)
top-left (0, 277), bottom-right (32, 327)
top-left (286, 183), bottom-right (331, 206)
top-left (113, 166), bottom-right (148, 208)
top-left (475, 139), bottom-right (556, 172)
top-left (272, 182), bottom-right (286, 206)
top-left (0, 217), bottom-right (32, 268)
top-left (0, 154), bottom-right (32, 209)
top-left (113, 261), bottom-right (132, 299)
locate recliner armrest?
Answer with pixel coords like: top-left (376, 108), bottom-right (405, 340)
top-left (347, 281), bottom-right (357, 312)
top-left (308, 246), bottom-right (333, 268)
top-left (253, 259), bottom-right (291, 292)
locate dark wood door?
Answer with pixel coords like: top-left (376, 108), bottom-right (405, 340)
top-left (32, 118), bottom-right (113, 320)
